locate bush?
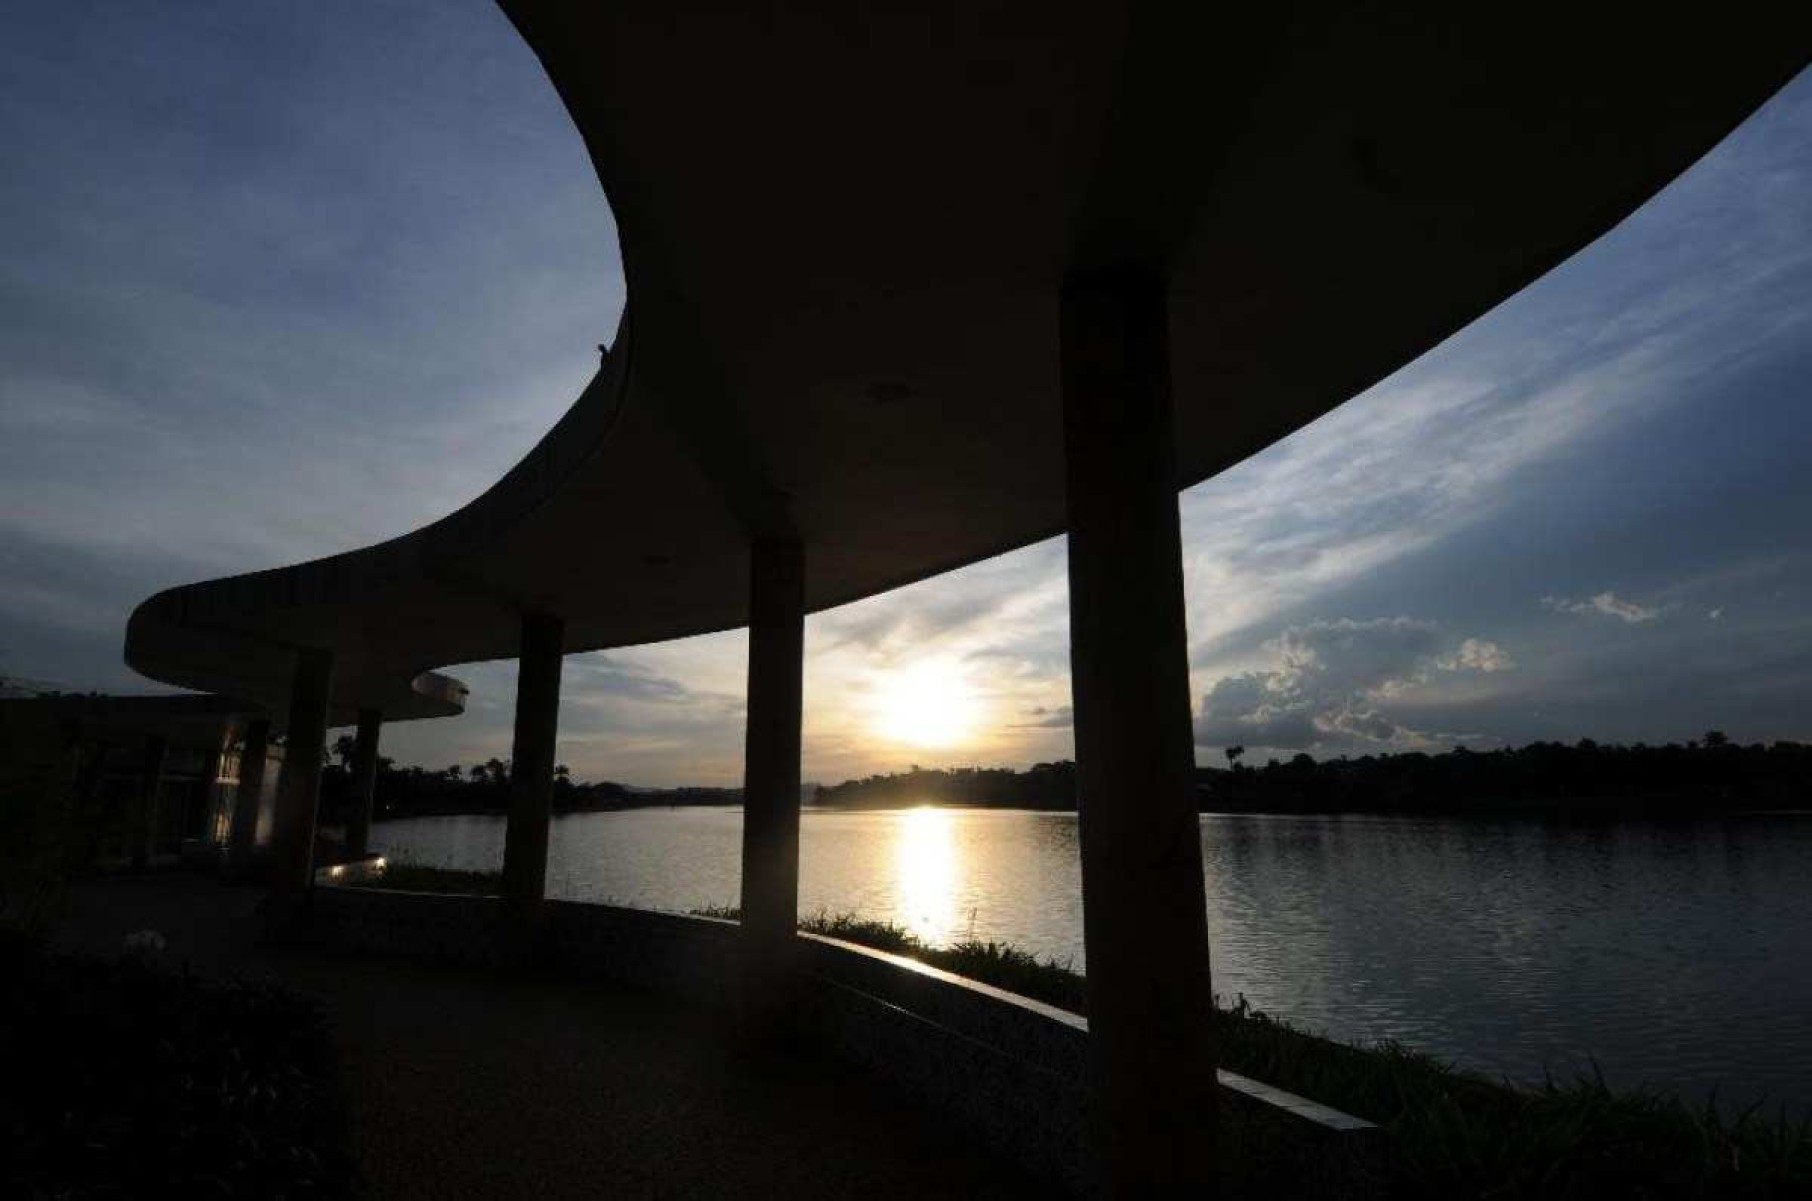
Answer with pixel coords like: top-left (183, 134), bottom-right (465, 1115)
top-left (0, 933), bottom-right (352, 1198)
top-left (347, 860), bottom-right (500, 896)
top-left (0, 732), bottom-right (80, 937)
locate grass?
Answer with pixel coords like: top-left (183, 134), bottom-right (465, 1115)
top-left (693, 905), bottom-right (1092, 1011)
top-left (694, 906), bottom-right (1812, 1199)
top-left (348, 860), bottom-right (501, 896)
top-left (1, 932), bottom-right (351, 1198)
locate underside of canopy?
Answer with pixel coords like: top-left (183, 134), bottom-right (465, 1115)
top-left (125, 1), bottom-right (1811, 721)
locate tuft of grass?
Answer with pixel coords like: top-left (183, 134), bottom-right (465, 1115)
top-left (694, 905), bottom-right (1812, 1199)
top-left (349, 861), bottom-right (501, 896)
top-left (694, 906), bottom-right (1091, 1008)
top-left (932, 939), bottom-right (1089, 1012)
top-left (699, 905), bottom-right (1094, 1009)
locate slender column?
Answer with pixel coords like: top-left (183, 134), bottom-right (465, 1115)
top-left (501, 612), bottom-right (564, 929)
top-left (346, 707), bottom-right (382, 857)
top-left (130, 734), bottom-right (168, 870)
top-left (1061, 264), bottom-right (1217, 1192)
top-left (739, 535), bottom-right (805, 995)
top-left (201, 746), bottom-right (225, 843)
top-left (271, 647), bottom-right (333, 905)
top-left (225, 718), bottom-right (271, 878)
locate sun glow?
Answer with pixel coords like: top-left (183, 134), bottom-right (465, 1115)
top-left (868, 658), bottom-right (984, 749)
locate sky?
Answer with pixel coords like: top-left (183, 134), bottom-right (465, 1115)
top-left (2, 3), bottom-right (1809, 788)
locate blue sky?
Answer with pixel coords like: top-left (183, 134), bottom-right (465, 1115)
top-left (2, 3), bottom-right (1809, 786)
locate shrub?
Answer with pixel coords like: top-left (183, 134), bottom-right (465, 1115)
top-left (1, 934), bottom-right (352, 1198)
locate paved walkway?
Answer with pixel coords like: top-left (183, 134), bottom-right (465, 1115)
top-left (54, 874), bottom-right (1041, 1200)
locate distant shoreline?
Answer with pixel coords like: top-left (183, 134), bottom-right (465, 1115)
top-left (373, 798), bottom-right (1812, 823)
top-left (374, 793), bottom-right (740, 823)
top-left (358, 735), bottom-right (1812, 824)
top-left (806, 736), bottom-right (1812, 820)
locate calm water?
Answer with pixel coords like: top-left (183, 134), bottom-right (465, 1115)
top-left (371, 806), bottom-right (1812, 1111)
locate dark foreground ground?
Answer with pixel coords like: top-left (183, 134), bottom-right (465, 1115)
top-left (51, 874), bottom-right (1038, 1200)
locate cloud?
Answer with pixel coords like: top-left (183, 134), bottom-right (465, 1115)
top-left (814, 540), bottom-right (1068, 663)
top-left (1194, 618), bottom-right (1512, 752)
top-left (558, 651), bottom-right (746, 746)
top-left (563, 654), bottom-right (702, 705)
top-left (1179, 76), bottom-right (1812, 668)
top-left (1013, 704), bottom-right (1073, 730)
top-left (0, 1), bottom-right (621, 581)
top-left (1540, 592), bottom-right (1664, 624)
top-left (1437, 638), bottom-right (1516, 673)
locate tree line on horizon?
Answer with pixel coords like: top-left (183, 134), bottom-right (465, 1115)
top-left (814, 761), bottom-right (1079, 810)
top-left (330, 731), bottom-right (1812, 823)
top-left (813, 732), bottom-right (1812, 817)
top-left (314, 737), bottom-right (738, 825)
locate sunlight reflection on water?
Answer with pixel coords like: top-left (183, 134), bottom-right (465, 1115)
top-left (894, 806), bottom-right (958, 945)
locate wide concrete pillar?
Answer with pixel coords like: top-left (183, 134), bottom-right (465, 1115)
top-left (271, 648), bottom-right (333, 906)
top-left (130, 734), bottom-right (168, 870)
top-left (1061, 264), bottom-right (1218, 1193)
top-left (225, 717), bottom-right (271, 879)
top-left (739, 534), bottom-right (805, 1006)
top-left (346, 707), bottom-right (382, 857)
top-left (501, 612), bottom-right (564, 929)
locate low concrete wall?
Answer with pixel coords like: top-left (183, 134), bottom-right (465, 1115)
top-left (544, 898), bottom-right (742, 1000)
top-left (307, 884), bottom-right (1381, 1196)
top-left (796, 933), bottom-right (1382, 1196)
top-left (311, 885), bottom-right (503, 966)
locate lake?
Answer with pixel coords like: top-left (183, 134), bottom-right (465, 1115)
top-left (370, 806), bottom-right (1812, 1112)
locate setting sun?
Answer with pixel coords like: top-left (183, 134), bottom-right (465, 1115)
top-left (869, 658), bottom-right (983, 749)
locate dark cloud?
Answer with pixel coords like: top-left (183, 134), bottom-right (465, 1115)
top-left (0, 528), bottom-right (225, 692)
top-left (820, 590), bottom-right (1011, 656)
top-left (564, 655), bottom-right (702, 706)
top-left (1013, 704), bottom-right (1073, 730)
top-left (1194, 618), bottom-right (1513, 754)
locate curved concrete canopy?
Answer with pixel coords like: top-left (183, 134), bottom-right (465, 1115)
top-left (125, 3), bottom-right (1810, 720)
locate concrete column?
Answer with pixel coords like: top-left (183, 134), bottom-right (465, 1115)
top-left (739, 535), bottom-right (805, 979)
top-left (346, 707), bottom-right (382, 857)
top-left (501, 612), bottom-right (564, 930)
top-left (225, 718), bottom-right (271, 879)
top-left (130, 734), bottom-right (168, 870)
top-left (271, 647), bottom-right (333, 905)
top-left (1061, 264), bottom-right (1218, 1193)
